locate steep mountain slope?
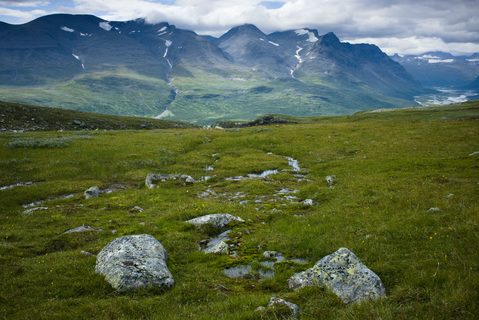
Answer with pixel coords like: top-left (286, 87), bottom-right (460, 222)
top-left (391, 52), bottom-right (479, 87)
top-left (0, 14), bottom-right (429, 124)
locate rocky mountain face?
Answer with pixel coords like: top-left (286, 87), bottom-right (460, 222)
top-left (0, 14), bottom-right (429, 124)
top-left (391, 52), bottom-right (479, 88)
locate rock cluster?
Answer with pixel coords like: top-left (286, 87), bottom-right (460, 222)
top-left (288, 247), bottom-right (386, 304)
top-left (145, 173), bottom-right (194, 189)
top-left (95, 234), bottom-right (174, 291)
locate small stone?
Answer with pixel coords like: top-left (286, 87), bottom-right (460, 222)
top-left (268, 297), bottom-right (300, 318)
top-left (446, 194), bottom-right (454, 198)
top-left (325, 175), bottom-right (336, 186)
top-left (204, 241), bottom-right (230, 254)
top-left (130, 206), bottom-right (144, 212)
top-left (81, 250), bottom-right (94, 256)
top-left (427, 207), bottom-right (441, 212)
top-left (111, 230), bottom-right (118, 234)
top-left (85, 186), bottom-right (101, 199)
top-left (303, 199), bottom-right (316, 205)
top-left (63, 225), bottom-right (96, 234)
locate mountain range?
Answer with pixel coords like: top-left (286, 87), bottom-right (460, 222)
top-left (0, 14), bottom-right (433, 125)
top-left (390, 52), bottom-right (479, 88)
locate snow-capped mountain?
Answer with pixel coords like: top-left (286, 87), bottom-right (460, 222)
top-left (391, 52), bottom-right (479, 87)
top-left (0, 14), bottom-right (430, 124)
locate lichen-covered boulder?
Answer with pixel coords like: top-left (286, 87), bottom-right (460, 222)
top-left (186, 213), bottom-right (244, 228)
top-left (288, 247), bottom-right (386, 304)
top-left (204, 241), bottom-right (230, 254)
top-left (85, 186), bottom-right (101, 199)
top-left (95, 234), bottom-right (174, 291)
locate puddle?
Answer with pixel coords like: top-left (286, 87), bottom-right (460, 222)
top-left (224, 254), bottom-right (307, 279)
top-left (103, 183), bottom-right (128, 194)
top-left (203, 230), bottom-right (231, 252)
top-left (1, 181), bottom-right (34, 191)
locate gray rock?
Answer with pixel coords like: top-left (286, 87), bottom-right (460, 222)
top-left (22, 206), bottom-right (48, 215)
top-left (288, 247), bottom-right (386, 304)
top-left (204, 241), bottom-right (230, 254)
top-left (303, 199), bottom-right (316, 205)
top-left (469, 151), bottom-right (479, 156)
top-left (95, 234), bottom-right (174, 291)
top-left (85, 186), bottom-right (101, 199)
top-left (268, 297), bottom-right (300, 318)
top-left (145, 173), bottom-right (194, 189)
top-left (186, 213), bottom-right (244, 228)
top-left (263, 251), bottom-right (283, 259)
top-left (64, 225), bottom-right (96, 234)
top-left (427, 207), bottom-right (441, 212)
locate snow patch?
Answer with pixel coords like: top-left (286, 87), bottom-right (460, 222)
top-left (99, 22), bottom-right (112, 31)
top-left (260, 38), bottom-right (264, 41)
top-left (158, 26), bottom-right (167, 33)
top-left (467, 59), bottom-right (479, 62)
top-left (295, 46), bottom-right (303, 62)
top-left (72, 54), bottom-right (80, 60)
top-left (295, 29), bottom-right (318, 42)
top-left (61, 26), bottom-right (74, 32)
top-left (269, 41), bottom-right (279, 46)
top-left (165, 40), bottom-right (172, 47)
top-left (80, 32), bottom-right (92, 37)
top-left (158, 32), bottom-right (167, 36)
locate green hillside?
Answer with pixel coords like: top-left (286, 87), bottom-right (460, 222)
top-left (1, 101), bottom-right (478, 319)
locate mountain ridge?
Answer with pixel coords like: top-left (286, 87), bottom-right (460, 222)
top-left (0, 14), bottom-right (430, 124)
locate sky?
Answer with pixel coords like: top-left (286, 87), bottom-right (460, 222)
top-left (1, 0), bottom-right (479, 56)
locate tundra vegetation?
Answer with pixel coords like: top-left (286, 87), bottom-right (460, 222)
top-left (0, 101), bottom-right (478, 319)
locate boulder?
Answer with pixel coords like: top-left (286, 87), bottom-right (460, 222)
top-left (288, 247), bottom-right (386, 304)
top-left (204, 241), bottom-right (230, 254)
top-left (95, 234), bottom-right (174, 291)
top-left (268, 297), bottom-right (300, 318)
top-left (85, 186), bottom-right (101, 199)
top-left (186, 213), bottom-right (244, 228)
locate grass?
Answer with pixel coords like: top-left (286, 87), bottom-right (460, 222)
top-left (0, 101), bottom-right (478, 319)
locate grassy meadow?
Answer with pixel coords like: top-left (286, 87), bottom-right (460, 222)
top-left (1, 101), bottom-right (478, 319)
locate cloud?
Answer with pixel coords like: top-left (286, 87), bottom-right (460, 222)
top-left (0, 0), bottom-right (478, 55)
